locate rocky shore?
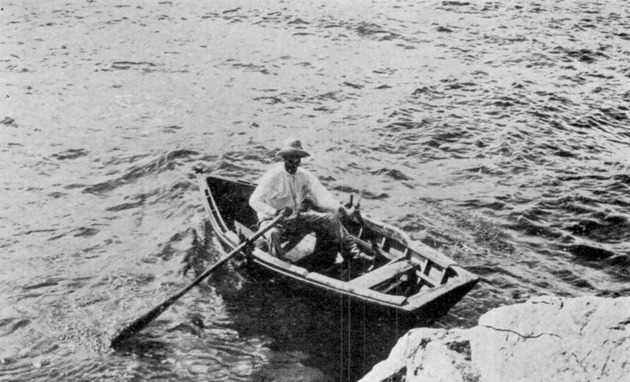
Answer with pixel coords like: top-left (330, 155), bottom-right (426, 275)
top-left (360, 296), bottom-right (630, 382)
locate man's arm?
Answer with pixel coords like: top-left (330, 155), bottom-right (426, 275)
top-left (249, 173), bottom-right (278, 218)
top-left (306, 172), bottom-right (341, 213)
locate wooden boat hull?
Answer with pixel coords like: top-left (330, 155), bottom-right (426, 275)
top-left (199, 174), bottom-right (479, 318)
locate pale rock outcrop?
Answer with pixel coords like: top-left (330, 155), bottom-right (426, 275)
top-left (360, 296), bottom-right (630, 382)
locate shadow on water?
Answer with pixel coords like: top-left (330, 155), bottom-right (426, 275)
top-left (218, 266), bottom-right (448, 382)
top-left (111, 335), bottom-right (171, 357)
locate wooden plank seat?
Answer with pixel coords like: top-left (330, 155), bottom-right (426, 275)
top-left (348, 259), bottom-right (414, 289)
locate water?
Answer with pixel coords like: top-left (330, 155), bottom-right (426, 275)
top-left (1, 0), bottom-right (629, 380)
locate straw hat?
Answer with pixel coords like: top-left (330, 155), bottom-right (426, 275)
top-left (276, 138), bottom-right (310, 158)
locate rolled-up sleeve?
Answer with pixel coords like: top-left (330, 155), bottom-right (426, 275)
top-left (306, 172), bottom-right (340, 212)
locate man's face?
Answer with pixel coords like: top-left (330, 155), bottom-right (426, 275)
top-left (283, 155), bottom-right (301, 174)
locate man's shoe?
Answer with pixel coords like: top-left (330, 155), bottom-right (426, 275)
top-left (352, 252), bottom-right (375, 263)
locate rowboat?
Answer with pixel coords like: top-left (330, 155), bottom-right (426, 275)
top-left (199, 173), bottom-right (479, 319)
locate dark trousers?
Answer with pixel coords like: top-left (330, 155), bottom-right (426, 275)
top-left (261, 211), bottom-right (358, 259)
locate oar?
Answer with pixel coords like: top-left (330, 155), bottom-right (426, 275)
top-left (351, 190), bottom-right (365, 237)
top-left (110, 213), bottom-right (286, 348)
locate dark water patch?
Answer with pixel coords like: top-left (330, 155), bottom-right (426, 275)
top-left (606, 254), bottom-right (630, 278)
top-left (64, 276), bottom-right (93, 291)
top-left (436, 25), bottom-right (454, 33)
top-left (569, 114), bottom-right (613, 131)
top-left (467, 200), bottom-right (506, 211)
top-left (371, 168), bottom-right (412, 181)
top-left (108, 61), bottom-right (157, 72)
top-left (598, 107), bottom-right (628, 122)
top-left (611, 173), bottom-right (630, 186)
top-left (552, 47), bottom-right (608, 64)
top-left (182, 225), bottom-right (222, 278)
top-left (358, 190), bottom-right (389, 201)
top-left (596, 288), bottom-right (630, 298)
top-left (354, 22), bottom-right (401, 41)
top-left (562, 243), bottom-right (614, 261)
top-left (462, 266), bottom-right (495, 283)
top-left (48, 191), bottom-right (66, 199)
top-left (22, 279), bottom-right (61, 291)
top-left (111, 335), bottom-right (170, 355)
top-left (229, 61), bottom-right (271, 75)
top-left (331, 184), bottom-right (362, 195)
top-left (0, 318), bottom-right (31, 336)
top-left (553, 148), bottom-right (576, 158)
top-left (505, 216), bottom-right (565, 242)
top-left (461, 165), bottom-right (505, 176)
top-left (153, 241), bottom-right (178, 263)
top-left (432, 128), bottom-right (472, 145)
top-left (549, 193), bottom-right (599, 208)
top-left (47, 233), bottom-right (67, 241)
top-left (442, 1), bottom-right (471, 6)
top-left (1, 117), bottom-right (19, 127)
top-left (288, 18), bottom-right (309, 25)
top-left (550, 269), bottom-right (595, 290)
top-left (564, 214), bottom-right (630, 243)
top-left (313, 105), bottom-right (333, 113)
top-left (73, 227), bottom-right (99, 237)
top-left (316, 90), bottom-right (345, 102)
top-left (163, 125), bottom-right (183, 133)
top-left (105, 200), bottom-right (144, 212)
top-left (223, 7), bottom-right (241, 14)
top-left (342, 81), bottom-right (363, 89)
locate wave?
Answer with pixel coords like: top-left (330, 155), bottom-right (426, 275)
top-left (83, 149), bottom-right (199, 195)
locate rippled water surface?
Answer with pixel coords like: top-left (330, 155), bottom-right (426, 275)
top-left (2, 0), bottom-right (629, 381)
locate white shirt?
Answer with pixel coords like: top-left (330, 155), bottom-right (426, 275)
top-left (249, 164), bottom-right (340, 220)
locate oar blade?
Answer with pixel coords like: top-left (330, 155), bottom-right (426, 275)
top-left (110, 303), bottom-right (168, 348)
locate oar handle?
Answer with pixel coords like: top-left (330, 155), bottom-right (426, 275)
top-left (181, 212), bottom-right (285, 294)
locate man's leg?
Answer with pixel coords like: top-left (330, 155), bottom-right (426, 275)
top-left (295, 211), bottom-right (367, 260)
top-left (254, 220), bottom-right (287, 258)
top-left (266, 225), bottom-right (286, 258)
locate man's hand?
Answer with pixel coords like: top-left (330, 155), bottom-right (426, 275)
top-left (339, 205), bottom-right (357, 219)
top-left (275, 207), bottom-right (293, 217)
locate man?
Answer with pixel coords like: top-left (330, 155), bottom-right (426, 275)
top-left (249, 138), bottom-right (372, 265)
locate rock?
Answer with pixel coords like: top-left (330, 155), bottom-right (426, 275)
top-left (359, 296), bottom-right (630, 382)
top-left (359, 328), bottom-right (478, 382)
